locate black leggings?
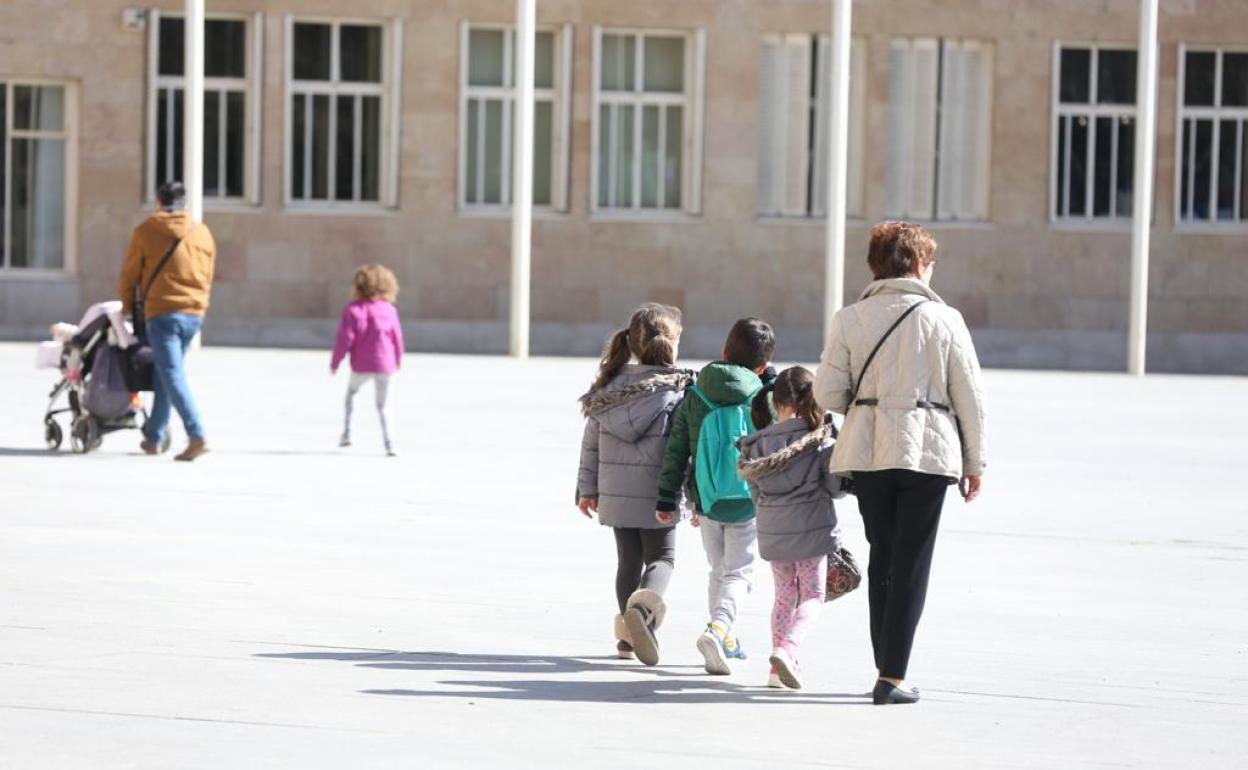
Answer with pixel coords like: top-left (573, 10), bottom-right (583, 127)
top-left (855, 469), bottom-right (950, 680)
top-left (613, 526), bottom-right (676, 614)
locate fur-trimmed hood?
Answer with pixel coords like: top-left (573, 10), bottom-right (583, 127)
top-left (579, 365), bottom-right (693, 443)
top-left (738, 419), bottom-right (833, 482)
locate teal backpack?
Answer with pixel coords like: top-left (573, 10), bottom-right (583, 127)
top-left (688, 384), bottom-right (761, 514)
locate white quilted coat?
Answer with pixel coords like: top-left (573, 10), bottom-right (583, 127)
top-left (814, 278), bottom-right (986, 479)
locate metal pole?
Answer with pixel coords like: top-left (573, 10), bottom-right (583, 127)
top-left (184, 0), bottom-right (205, 223)
top-left (510, 0), bottom-right (536, 358)
top-left (1128, 0), bottom-right (1159, 375)
top-left (823, 0), bottom-right (852, 348)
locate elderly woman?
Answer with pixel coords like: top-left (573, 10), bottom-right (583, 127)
top-left (814, 221), bottom-right (986, 705)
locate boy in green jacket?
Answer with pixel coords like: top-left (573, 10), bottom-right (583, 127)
top-left (655, 318), bottom-right (776, 675)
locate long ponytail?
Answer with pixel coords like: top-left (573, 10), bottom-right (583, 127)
top-left (590, 328), bottom-right (631, 392)
top-left (770, 366), bottom-right (823, 431)
top-left (751, 382), bottom-right (776, 430)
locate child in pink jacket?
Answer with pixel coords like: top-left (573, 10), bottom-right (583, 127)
top-left (331, 264), bottom-right (404, 456)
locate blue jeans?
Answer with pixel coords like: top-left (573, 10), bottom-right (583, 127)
top-left (145, 312), bottom-right (205, 444)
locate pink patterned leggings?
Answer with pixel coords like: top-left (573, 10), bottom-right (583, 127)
top-left (771, 555), bottom-right (827, 655)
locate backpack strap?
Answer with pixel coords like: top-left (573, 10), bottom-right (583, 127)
top-left (687, 384), bottom-right (714, 409)
top-left (848, 299), bottom-right (929, 406)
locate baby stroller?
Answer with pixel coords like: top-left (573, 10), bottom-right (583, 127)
top-left (38, 301), bottom-right (168, 454)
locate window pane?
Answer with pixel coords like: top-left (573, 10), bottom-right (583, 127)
top-left (601, 34), bottom-right (636, 91)
top-left (294, 23), bottom-right (332, 81)
top-left (1217, 119), bottom-right (1237, 220)
top-left (641, 105), bottom-right (660, 207)
top-left (1192, 118), bottom-right (1213, 219)
top-left (1096, 49), bottom-right (1136, 105)
top-left (1180, 119), bottom-right (1191, 219)
top-left (483, 99), bottom-right (504, 204)
top-left (204, 90), bottom-right (221, 195)
top-left (535, 31), bottom-right (555, 89)
top-left (0, 85), bottom-right (6, 265)
top-left (156, 89), bottom-right (171, 185)
top-left (469, 29), bottom-right (506, 87)
top-left (533, 100), bottom-right (553, 206)
top-left (14, 86), bottom-right (64, 131)
top-left (597, 104), bottom-right (610, 206)
top-left (361, 96), bottom-right (381, 201)
top-left (311, 93), bottom-right (330, 198)
top-left (159, 17), bottom-right (185, 76)
top-left (1115, 116), bottom-right (1134, 218)
top-left (466, 99), bottom-right (480, 203)
top-left (1184, 51), bottom-right (1216, 106)
top-left (10, 138), bottom-right (66, 269)
top-left (292, 94), bottom-right (306, 198)
top-left (1242, 123), bottom-right (1248, 220)
top-left (225, 90), bottom-right (245, 197)
top-left (1093, 116), bottom-right (1113, 216)
top-left (616, 105), bottom-right (635, 206)
top-left (1069, 115), bottom-right (1088, 216)
top-left (644, 36), bottom-right (685, 93)
top-left (664, 105), bottom-right (683, 209)
top-left (341, 25), bottom-right (383, 83)
top-left (205, 19), bottom-right (246, 78)
top-left (1056, 115), bottom-right (1067, 216)
top-left (335, 95), bottom-right (356, 200)
top-left (1060, 47), bottom-right (1091, 103)
top-left (1224, 53), bottom-right (1248, 107)
top-left (172, 88), bottom-right (184, 185)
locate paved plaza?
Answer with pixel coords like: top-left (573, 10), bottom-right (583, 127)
top-left (0, 342), bottom-right (1245, 768)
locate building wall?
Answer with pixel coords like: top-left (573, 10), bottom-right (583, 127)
top-left (0, 0), bottom-right (1245, 372)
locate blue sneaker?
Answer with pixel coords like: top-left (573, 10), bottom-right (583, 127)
top-left (696, 622), bottom-right (744, 675)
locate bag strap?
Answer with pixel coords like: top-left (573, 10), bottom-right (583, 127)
top-left (689, 383), bottom-right (762, 411)
top-left (848, 299), bottom-right (929, 405)
top-left (140, 228), bottom-right (192, 302)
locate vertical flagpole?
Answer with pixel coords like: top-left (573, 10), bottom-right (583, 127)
top-left (1128, 0), bottom-right (1158, 375)
top-left (184, 0), bottom-right (205, 223)
top-left (823, 0), bottom-right (852, 347)
top-left (510, 0), bottom-right (536, 358)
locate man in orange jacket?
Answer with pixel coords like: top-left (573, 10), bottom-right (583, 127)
top-left (118, 182), bottom-right (216, 462)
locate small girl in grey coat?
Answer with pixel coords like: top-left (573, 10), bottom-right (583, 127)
top-left (737, 366), bottom-right (845, 690)
top-left (577, 303), bottom-right (692, 665)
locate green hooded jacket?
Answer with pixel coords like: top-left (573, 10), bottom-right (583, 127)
top-left (656, 362), bottom-right (774, 523)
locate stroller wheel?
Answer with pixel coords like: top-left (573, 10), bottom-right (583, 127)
top-left (70, 416), bottom-right (100, 454)
top-left (44, 420), bottom-right (63, 451)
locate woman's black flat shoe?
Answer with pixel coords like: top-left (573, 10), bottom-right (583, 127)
top-left (873, 680), bottom-right (921, 705)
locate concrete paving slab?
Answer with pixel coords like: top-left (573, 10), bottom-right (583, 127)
top-left (0, 343), bottom-right (1245, 768)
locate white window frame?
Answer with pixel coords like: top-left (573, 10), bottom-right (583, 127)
top-left (884, 37), bottom-right (993, 222)
top-left (146, 10), bottom-right (263, 209)
top-left (1174, 44), bottom-right (1248, 232)
top-left (0, 78), bottom-right (78, 277)
top-left (283, 15), bottom-right (403, 212)
top-left (458, 22), bottom-right (573, 215)
top-left (590, 26), bottom-right (706, 219)
top-left (756, 34), bottom-right (866, 221)
top-left (1049, 41), bottom-right (1138, 227)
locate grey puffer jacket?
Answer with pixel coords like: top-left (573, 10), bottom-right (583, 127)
top-left (577, 365), bottom-right (693, 529)
top-left (737, 417), bottom-right (844, 563)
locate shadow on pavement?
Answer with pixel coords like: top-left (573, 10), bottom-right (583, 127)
top-left (0, 447), bottom-right (67, 457)
top-left (256, 648), bottom-right (869, 705)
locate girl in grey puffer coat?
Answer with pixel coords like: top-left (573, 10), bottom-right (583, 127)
top-left (736, 366), bottom-right (844, 689)
top-left (575, 303), bottom-right (691, 666)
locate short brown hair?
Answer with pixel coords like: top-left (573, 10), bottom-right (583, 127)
top-left (867, 221), bottom-right (937, 280)
top-left (352, 264), bottom-right (399, 302)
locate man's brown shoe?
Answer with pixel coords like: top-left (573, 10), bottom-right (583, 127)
top-left (174, 438), bottom-right (208, 462)
top-left (140, 440), bottom-right (160, 455)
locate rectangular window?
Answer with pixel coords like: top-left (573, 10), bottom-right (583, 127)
top-left (1052, 44), bottom-right (1137, 222)
top-left (592, 28), bottom-right (705, 215)
top-left (886, 38), bottom-right (993, 221)
top-left (756, 35), bottom-right (865, 219)
top-left (1, 81), bottom-right (74, 271)
top-left (287, 18), bottom-right (399, 207)
top-left (460, 24), bottom-right (571, 211)
top-left (1177, 47), bottom-right (1248, 225)
top-left (149, 12), bottom-right (260, 205)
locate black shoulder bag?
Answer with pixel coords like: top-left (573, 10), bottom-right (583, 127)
top-left (123, 234), bottom-right (185, 392)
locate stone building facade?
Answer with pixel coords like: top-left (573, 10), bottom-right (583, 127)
top-left (0, 0), bottom-right (1245, 372)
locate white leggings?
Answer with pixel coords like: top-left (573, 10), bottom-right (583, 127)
top-left (344, 372), bottom-right (394, 448)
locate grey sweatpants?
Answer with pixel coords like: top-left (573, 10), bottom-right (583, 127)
top-left (699, 517), bottom-right (758, 629)
top-left (343, 372), bottom-right (394, 448)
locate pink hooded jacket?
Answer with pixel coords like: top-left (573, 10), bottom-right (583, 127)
top-left (330, 299), bottom-right (404, 374)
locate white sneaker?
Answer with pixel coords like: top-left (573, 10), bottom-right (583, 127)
top-left (767, 667), bottom-right (783, 688)
top-left (339, 435), bottom-right (351, 447)
top-left (768, 648), bottom-right (802, 690)
top-left (696, 625), bottom-right (732, 676)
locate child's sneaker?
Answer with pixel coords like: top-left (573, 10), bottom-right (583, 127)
top-left (339, 434), bottom-right (351, 447)
top-left (613, 614), bottom-right (634, 660)
top-left (616, 640), bottom-right (635, 660)
top-left (696, 623), bottom-right (734, 675)
top-left (768, 647), bottom-right (803, 690)
top-left (623, 590), bottom-right (666, 666)
top-left (767, 666), bottom-right (783, 688)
